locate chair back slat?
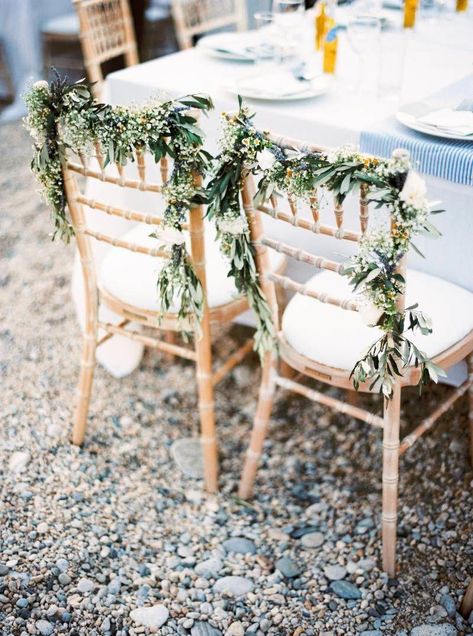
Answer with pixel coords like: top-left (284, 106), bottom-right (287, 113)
top-left (75, 194), bottom-right (189, 228)
top-left (171, 0), bottom-right (247, 49)
top-left (83, 228), bottom-right (171, 258)
top-left (241, 130), bottom-right (395, 321)
top-left (66, 161), bottom-right (162, 193)
top-left (258, 203), bottom-right (362, 242)
top-left (268, 273), bottom-right (359, 312)
top-left (74, 0), bottom-right (138, 96)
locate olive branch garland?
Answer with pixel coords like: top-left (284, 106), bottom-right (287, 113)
top-left (25, 75), bottom-right (213, 330)
top-left (210, 99), bottom-right (445, 397)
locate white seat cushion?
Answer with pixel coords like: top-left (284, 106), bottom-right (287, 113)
top-left (100, 223), bottom-right (285, 313)
top-left (42, 14), bottom-right (80, 36)
top-left (282, 269), bottom-right (473, 371)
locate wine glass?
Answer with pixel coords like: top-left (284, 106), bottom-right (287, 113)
top-left (253, 11), bottom-right (279, 65)
top-left (346, 15), bottom-right (381, 94)
top-left (272, 0), bottom-right (305, 61)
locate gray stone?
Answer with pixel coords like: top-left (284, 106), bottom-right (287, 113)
top-left (358, 558), bottom-right (376, 572)
top-left (35, 620), bottom-right (54, 636)
top-left (330, 580), bottom-right (361, 600)
top-left (16, 598), bottom-right (28, 608)
top-left (360, 632), bottom-right (383, 636)
top-left (300, 532), bottom-right (325, 548)
top-left (77, 578), bottom-right (95, 594)
top-left (225, 622), bottom-right (245, 636)
top-left (130, 605), bottom-right (169, 628)
top-left (108, 577), bottom-right (121, 595)
top-left (440, 594), bottom-right (456, 618)
top-left (410, 625), bottom-right (457, 636)
top-left (191, 621), bottom-right (223, 636)
top-left (170, 438), bottom-right (204, 478)
top-left (102, 617), bottom-right (111, 632)
top-left (55, 558), bottom-right (69, 572)
top-left (195, 557), bottom-right (223, 579)
top-left (222, 538), bottom-right (257, 555)
top-left (8, 451), bottom-right (30, 474)
top-left (214, 576), bottom-right (254, 597)
top-left (324, 565), bottom-right (347, 581)
top-left (0, 565), bottom-right (9, 576)
top-left (275, 557), bottom-right (301, 578)
top-left (58, 573), bottom-right (71, 585)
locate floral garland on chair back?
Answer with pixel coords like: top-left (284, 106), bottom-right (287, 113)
top-left (208, 99), bottom-right (445, 398)
top-left (25, 75), bottom-right (213, 328)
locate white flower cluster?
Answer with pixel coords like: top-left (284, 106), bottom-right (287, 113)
top-left (326, 144), bottom-right (359, 164)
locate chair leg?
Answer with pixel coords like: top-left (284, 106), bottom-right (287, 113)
top-left (72, 334), bottom-right (96, 446)
top-left (195, 333), bottom-right (218, 493)
top-left (238, 353), bottom-right (276, 499)
top-left (382, 383), bottom-right (401, 577)
top-left (164, 330), bottom-right (177, 362)
top-left (468, 354), bottom-right (473, 468)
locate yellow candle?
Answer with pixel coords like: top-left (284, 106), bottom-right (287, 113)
top-left (323, 26), bottom-right (338, 74)
top-left (456, 0), bottom-right (468, 11)
top-left (403, 0), bottom-right (418, 28)
top-left (316, 2), bottom-right (328, 50)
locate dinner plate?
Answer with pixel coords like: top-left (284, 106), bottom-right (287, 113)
top-left (396, 101), bottom-right (473, 142)
top-left (196, 32), bottom-right (259, 62)
top-left (225, 72), bottom-right (330, 102)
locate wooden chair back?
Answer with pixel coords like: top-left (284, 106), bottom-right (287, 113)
top-left (62, 143), bottom-right (207, 331)
top-left (171, 0), bottom-right (247, 49)
top-left (241, 132), bottom-right (405, 349)
top-left (74, 0), bottom-right (139, 96)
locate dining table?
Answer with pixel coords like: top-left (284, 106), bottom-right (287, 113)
top-left (74, 6), bottom-right (473, 381)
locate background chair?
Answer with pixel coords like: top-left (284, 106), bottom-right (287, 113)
top-left (74, 0), bottom-right (139, 96)
top-left (171, 0), bottom-right (247, 49)
top-left (237, 130), bottom-right (473, 575)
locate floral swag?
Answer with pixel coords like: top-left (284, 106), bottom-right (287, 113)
top-left (25, 76), bottom-right (213, 327)
top-left (208, 99), bottom-right (445, 398)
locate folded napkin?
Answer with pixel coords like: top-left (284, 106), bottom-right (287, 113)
top-left (418, 108), bottom-right (473, 136)
top-left (238, 70), bottom-right (312, 98)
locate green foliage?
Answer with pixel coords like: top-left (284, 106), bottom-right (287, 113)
top-left (25, 74), bottom-right (213, 329)
top-left (212, 99), bottom-right (443, 396)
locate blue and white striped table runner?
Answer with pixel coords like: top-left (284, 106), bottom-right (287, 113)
top-left (360, 76), bottom-right (473, 186)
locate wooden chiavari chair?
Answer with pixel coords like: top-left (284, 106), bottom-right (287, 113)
top-left (62, 129), bottom-right (284, 494)
top-left (171, 0), bottom-right (247, 50)
top-left (74, 0), bottom-right (139, 97)
top-left (237, 131), bottom-right (473, 575)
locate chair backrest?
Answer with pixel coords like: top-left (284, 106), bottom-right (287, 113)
top-left (171, 0), bottom-right (247, 49)
top-left (240, 131), bottom-right (406, 334)
top-left (62, 119), bottom-right (208, 331)
top-left (74, 0), bottom-right (138, 96)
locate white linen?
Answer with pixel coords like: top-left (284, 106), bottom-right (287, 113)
top-left (282, 269), bottom-right (473, 371)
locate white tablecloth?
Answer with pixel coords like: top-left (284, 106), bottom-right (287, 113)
top-left (77, 10), bottom-right (473, 377)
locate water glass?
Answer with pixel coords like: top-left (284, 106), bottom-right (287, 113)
top-left (346, 15), bottom-right (381, 95)
top-left (272, 0), bottom-right (305, 61)
top-left (253, 11), bottom-right (279, 65)
top-left (377, 27), bottom-right (406, 101)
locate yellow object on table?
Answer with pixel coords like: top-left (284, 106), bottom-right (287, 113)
top-left (315, 2), bottom-right (328, 50)
top-left (456, 0), bottom-right (468, 11)
top-left (323, 25), bottom-right (338, 74)
top-left (403, 0), bottom-right (418, 27)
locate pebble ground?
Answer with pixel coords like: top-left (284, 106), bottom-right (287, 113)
top-left (1, 122), bottom-right (472, 636)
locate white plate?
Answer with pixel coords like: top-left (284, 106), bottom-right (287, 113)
top-left (396, 101), bottom-right (473, 142)
top-left (225, 71), bottom-right (330, 102)
top-left (196, 32), bottom-right (259, 62)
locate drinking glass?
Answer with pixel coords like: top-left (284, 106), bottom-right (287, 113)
top-left (346, 15), bottom-right (381, 95)
top-left (377, 27), bottom-right (406, 101)
top-left (253, 11), bottom-right (279, 65)
top-left (273, 0), bottom-right (305, 60)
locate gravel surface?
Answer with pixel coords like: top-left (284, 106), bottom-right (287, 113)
top-left (1, 122), bottom-right (472, 636)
